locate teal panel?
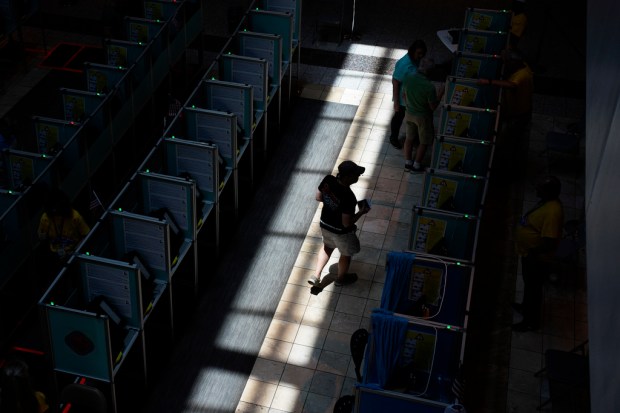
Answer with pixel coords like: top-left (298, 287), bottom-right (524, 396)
top-left (451, 52), bottom-right (502, 79)
top-left (47, 306), bottom-right (112, 381)
top-left (421, 170), bottom-right (487, 215)
top-left (409, 207), bottom-right (478, 262)
top-left (248, 10), bottom-right (293, 64)
top-left (77, 254), bottom-right (143, 329)
top-left (457, 29), bottom-right (508, 55)
top-left (463, 8), bottom-right (512, 32)
top-left (163, 138), bottom-right (218, 203)
top-left (431, 135), bottom-right (494, 176)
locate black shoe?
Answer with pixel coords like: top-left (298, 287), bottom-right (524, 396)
top-left (405, 164), bottom-right (425, 173)
top-left (390, 138), bottom-right (403, 149)
top-left (310, 286), bottom-right (323, 295)
top-left (511, 302), bottom-right (523, 314)
top-left (335, 273), bottom-right (358, 286)
top-left (512, 322), bottom-right (537, 332)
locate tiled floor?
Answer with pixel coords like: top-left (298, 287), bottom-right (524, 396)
top-left (235, 53), bottom-right (587, 412)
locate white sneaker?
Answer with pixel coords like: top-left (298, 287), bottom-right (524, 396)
top-left (307, 276), bottom-right (320, 286)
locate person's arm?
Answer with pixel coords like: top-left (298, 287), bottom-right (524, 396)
top-left (315, 190), bottom-right (323, 202)
top-left (428, 84), bottom-right (445, 111)
top-left (341, 204), bottom-right (370, 229)
top-left (392, 78), bottom-right (401, 111)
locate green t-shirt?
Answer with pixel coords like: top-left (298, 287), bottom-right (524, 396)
top-left (403, 72), bottom-right (438, 116)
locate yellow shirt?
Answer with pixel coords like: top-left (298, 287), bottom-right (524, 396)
top-left (511, 13), bottom-right (527, 38)
top-left (504, 63), bottom-right (534, 118)
top-left (515, 200), bottom-right (563, 257)
top-left (38, 209), bottom-right (90, 255)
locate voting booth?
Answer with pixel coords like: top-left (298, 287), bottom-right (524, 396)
top-left (381, 252), bottom-right (473, 328)
top-left (409, 207), bottom-right (479, 263)
top-left (421, 169), bottom-right (488, 215)
top-left (355, 311), bottom-right (465, 412)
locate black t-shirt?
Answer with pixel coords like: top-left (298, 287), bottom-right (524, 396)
top-left (318, 175), bottom-right (357, 234)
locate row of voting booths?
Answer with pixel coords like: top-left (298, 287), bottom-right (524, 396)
top-left (36, 0), bottom-right (303, 412)
top-left (354, 8), bottom-right (511, 412)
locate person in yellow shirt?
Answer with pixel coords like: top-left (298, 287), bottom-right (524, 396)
top-left (38, 189), bottom-right (91, 260)
top-left (510, 0), bottom-right (527, 50)
top-left (513, 176), bottom-right (564, 331)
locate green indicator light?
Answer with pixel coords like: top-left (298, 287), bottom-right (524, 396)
top-left (211, 77), bottom-right (216, 80)
top-left (118, 208), bottom-right (122, 212)
top-left (50, 301), bottom-right (55, 306)
top-left (118, 66), bottom-right (122, 69)
top-left (456, 261), bottom-right (462, 266)
top-left (486, 108), bottom-right (490, 112)
top-left (192, 105), bottom-right (195, 108)
top-left (447, 325), bottom-right (451, 329)
top-left (473, 175), bottom-right (477, 178)
top-left (481, 140), bottom-right (486, 144)
top-left (171, 135), bottom-right (175, 139)
top-left (228, 51), bottom-right (231, 55)
top-left (464, 214), bottom-right (469, 218)
top-left (146, 169), bottom-right (150, 173)
top-left (138, 42), bottom-right (143, 45)
top-left (86, 252), bottom-right (90, 255)
top-left (8, 190), bottom-right (12, 194)
top-left (156, 19), bottom-right (160, 23)
top-left (42, 154), bottom-right (46, 158)
top-left (256, 7), bottom-right (259, 10)
top-left (244, 29), bottom-right (247, 32)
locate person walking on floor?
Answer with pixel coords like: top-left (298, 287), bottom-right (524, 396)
top-left (513, 175), bottom-right (564, 332)
top-left (308, 161), bottom-right (370, 293)
top-left (389, 40), bottom-right (427, 149)
top-left (402, 57), bottom-right (444, 172)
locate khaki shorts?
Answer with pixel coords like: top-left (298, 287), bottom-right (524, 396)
top-left (405, 112), bottom-right (434, 145)
top-left (321, 227), bottom-right (361, 256)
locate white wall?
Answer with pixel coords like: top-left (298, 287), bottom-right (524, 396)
top-left (586, 1), bottom-right (620, 411)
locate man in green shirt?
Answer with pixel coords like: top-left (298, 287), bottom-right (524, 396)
top-left (402, 58), bottom-right (444, 172)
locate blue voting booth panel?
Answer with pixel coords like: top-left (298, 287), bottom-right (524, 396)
top-left (105, 39), bottom-right (147, 70)
top-left (380, 252), bottom-right (473, 327)
top-left (409, 207), bottom-right (479, 262)
top-left (463, 8), bottom-right (512, 32)
top-left (421, 169), bottom-right (487, 215)
top-left (451, 52), bottom-right (502, 79)
top-left (248, 9), bottom-right (293, 65)
top-left (5, 150), bottom-right (54, 190)
top-left (219, 54), bottom-right (269, 115)
top-left (144, 0), bottom-right (179, 21)
top-left (184, 107), bottom-right (238, 169)
top-left (431, 135), bottom-right (494, 176)
top-left (361, 312), bottom-right (463, 408)
top-left (32, 116), bottom-right (80, 155)
top-left (199, 80), bottom-right (254, 138)
top-left (439, 105), bottom-right (498, 141)
top-left (125, 16), bottom-right (164, 45)
top-left (85, 63), bottom-right (127, 94)
top-left (60, 88), bottom-right (106, 131)
top-left (457, 29), bottom-right (508, 55)
top-left (163, 138), bottom-right (219, 204)
top-left (260, 0), bottom-right (301, 48)
top-left (47, 306), bottom-right (113, 381)
top-left (445, 76), bottom-right (500, 109)
top-left (138, 171), bottom-right (197, 242)
top-left (235, 31), bottom-right (282, 87)
top-left (77, 254), bottom-right (144, 329)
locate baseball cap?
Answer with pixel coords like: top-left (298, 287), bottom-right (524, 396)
top-left (338, 160), bottom-right (365, 177)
